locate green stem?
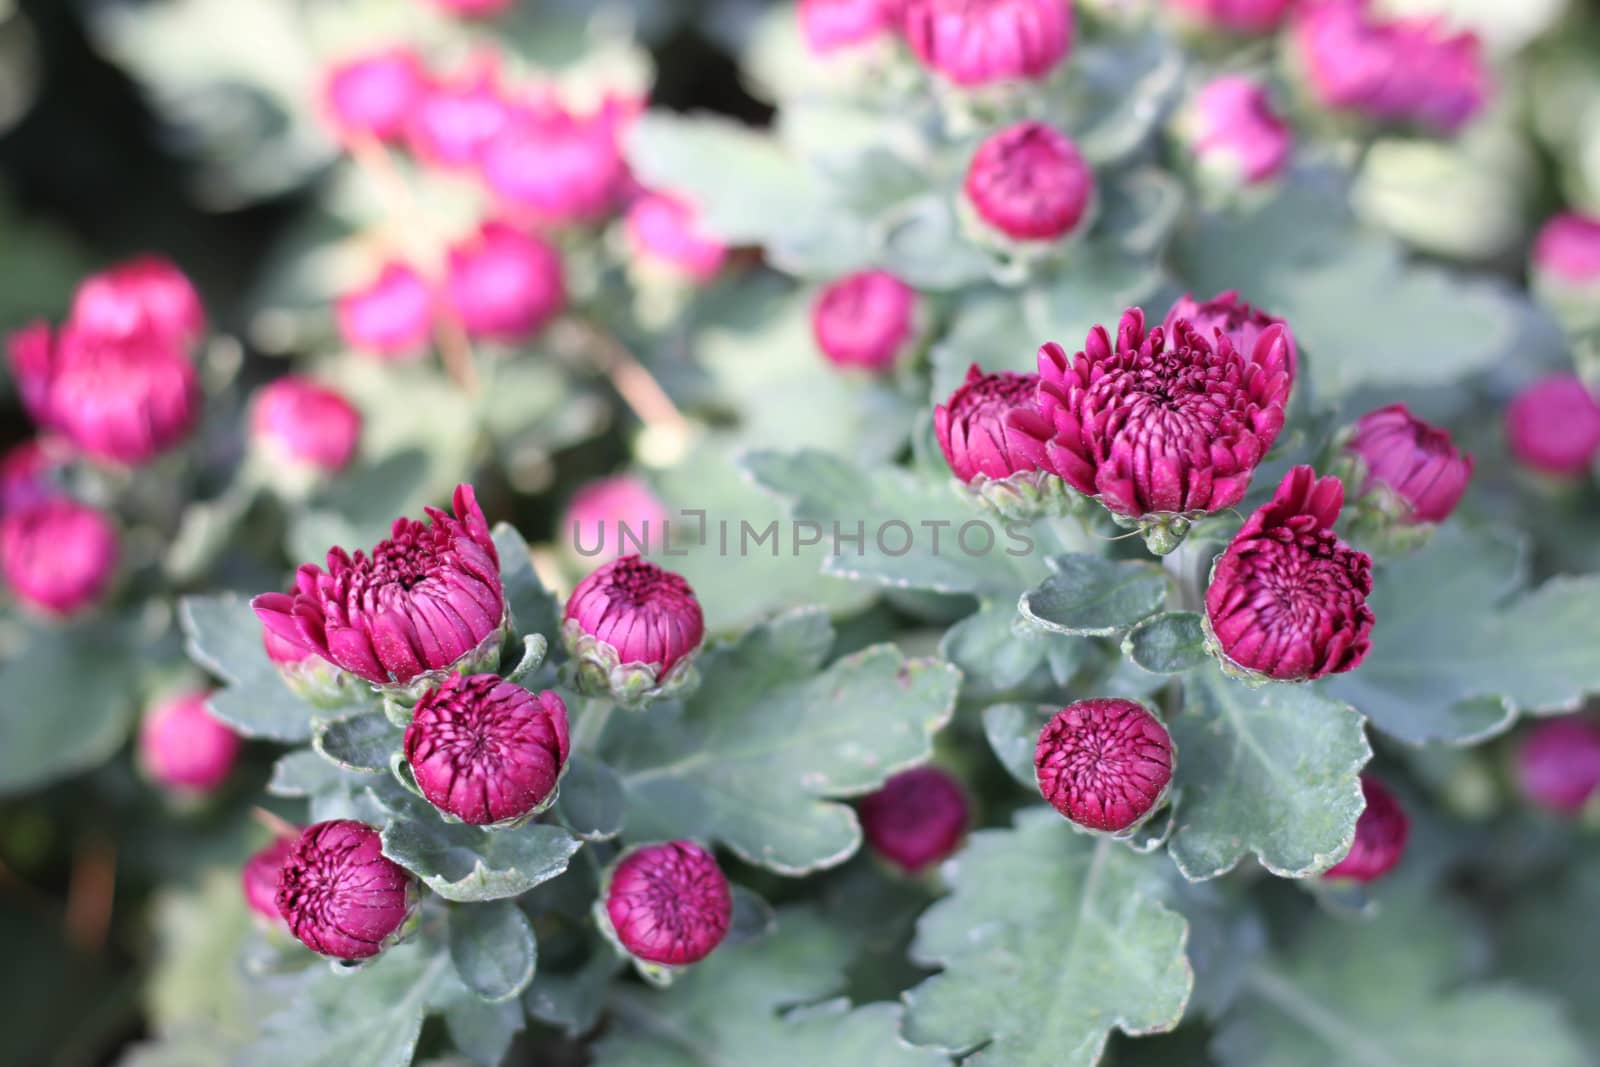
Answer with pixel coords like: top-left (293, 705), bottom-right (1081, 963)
top-left (573, 698), bottom-right (615, 754)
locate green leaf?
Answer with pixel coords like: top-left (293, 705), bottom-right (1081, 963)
top-left (1499, 849), bottom-right (1600, 1051)
top-left (180, 594), bottom-right (336, 742)
top-left (1123, 613), bottom-right (1209, 674)
top-left (1326, 524), bottom-right (1600, 745)
top-left (492, 523), bottom-right (560, 651)
top-left (981, 703), bottom-right (1048, 791)
top-left (1019, 555), bottom-right (1168, 637)
top-left (1213, 888), bottom-right (1588, 1067)
top-left (1168, 666), bottom-right (1370, 881)
top-left (312, 711), bottom-right (399, 774)
top-left (609, 609), bottom-right (960, 874)
top-left (440, 989), bottom-right (524, 1067)
top-left (448, 900), bottom-right (537, 1004)
top-left (903, 809), bottom-right (1192, 1066)
top-left (592, 909), bottom-right (945, 1067)
top-left (524, 948), bottom-right (622, 1038)
top-left (940, 602), bottom-right (1057, 694)
top-left (554, 755), bottom-right (624, 841)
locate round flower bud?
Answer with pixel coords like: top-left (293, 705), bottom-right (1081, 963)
top-left (0, 437), bottom-right (69, 514)
top-left (600, 841), bottom-right (732, 968)
top-left (902, 0), bottom-right (1073, 88)
top-left (1530, 212), bottom-right (1600, 332)
top-left (1205, 465), bottom-right (1374, 682)
top-left (562, 554), bottom-right (705, 709)
top-left (859, 767), bottom-right (970, 873)
top-left (811, 270), bottom-right (921, 373)
top-left (252, 484), bottom-right (507, 693)
top-left (1290, 0), bottom-right (1488, 134)
top-left (1182, 75), bottom-right (1293, 186)
top-left (70, 256), bottom-right (206, 348)
top-left (1323, 775), bottom-right (1408, 883)
top-left (403, 675), bottom-right (570, 827)
top-left (963, 121), bottom-right (1094, 245)
top-left (1161, 290), bottom-right (1298, 385)
top-left (444, 221), bottom-right (566, 343)
top-left (1164, 0), bottom-right (1292, 33)
top-left (480, 99), bottom-right (631, 226)
top-left (799, 0), bottom-right (894, 55)
top-left (322, 48), bottom-right (427, 145)
top-left (242, 831), bottom-right (299, 924)
top-left (625, 193), bottom-right (728, 284)
top-left (276, 820), bottom-right (419, 960)
top-left (1514, 717), bottom-right (1600, 816)
top-left (337, 262), bottom-right (435, 360)
top-left (0, 498), bottom-right (118, 617)
top-left (1035, 698), bottom-right (1174, 834)
top-left (1340, 403), bottom-right (1472, 526)
top-left (406, 57), bottom-right (512, 169)
top-left (933, 364), bottom-right (1068, 518)
top-left (251, 376), bottom-right (362, 476)
top-left (1505, 374), bottom-right (1600, 478)
top-left (563, 475), bottom-right (671, 562)
top-left (138, 691), bottom-right (241, 796)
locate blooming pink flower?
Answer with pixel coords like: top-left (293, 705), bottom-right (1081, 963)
top-left (426, 0), bottom-right (513, 16)
top-left (811, 270), bottom-right (920, 372)
top-left (70, 257), bottom-right (206, 348)
top-left (625, 193), bottom-right (729, 283)
top-left (563, 475), bottom-right (671, 561)
top-left (1205, 465), bottom-right (1374, 681)
top-left (322, 48), bottom-right (428, 144)
top-left (276, 820), bottom-right (418, 959)
top-left (1291, 0), bottom-right (1488, 134)
top-left (406, 57), bottom-right (514, 168)
top-left (444, 221), bottom-right (566, 343)
top-left (564, 554), bottom-right (704, 675)
top-left (964, 121), bottom-right (1094, 242)
top-left (1515, 717), bottom-right (1600, 816)
top-left (1162, 290), bottom-right (1298, 385)
top-left (0, 498), bottom-right (118, 616)
top-left (1505, 375), bottom-right (1600, 478)
top-left (1343, 403), bottom-right (1472, 524)
top-left (799, 0), bottom-right (895, 54)
top-left (480, 96), bottom-right (632, 225)
top-left (902, 0), bottom-right (1073, 87)
top-left (859, 766), bottom-right (970, 873)
top-left (1165, 0), bottom-right (1293, 33)
top-left (337, 262), bottom-right (435, 359)
top-left (251, 376), bottom-right (362, 474)
top-left (1324, 775), bottom-right (1408, 882)
top-left (1532, 212), bottom-right (1600, 285)
top-left (241, 832), bottom-right (298, 924)
top-left (1035, 698), bottom-right (1174, 833)
top-left (934, 364), bottom-right (1050, 483)
top-left (1027, 308), bottom-right (1292, 520)
top-left (253, 484), bottom-right (506, 688)
top-left (403, 675), bottom-right (570, 826)
top-left (603, 841), bottom-right (732, 967)
top-left (137, 691), bottom-right (241, 795)
top-left (0, 438), bottom-right (70, 514)
top-left (1186, 75), bottom-right (1293, 184)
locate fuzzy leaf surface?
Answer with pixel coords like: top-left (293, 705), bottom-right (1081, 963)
top-left (1019, 555), bottom-right (1168, 637)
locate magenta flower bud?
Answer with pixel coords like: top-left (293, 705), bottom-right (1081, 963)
top-left (563, 474), bottom-right (671, 561)
top-left (337, 262), bottom-right (435, 360)
top-left (1515, 718), bottom-right (1600, 816)
top-left (1035, 698), bottom-right (1174, 834)
top-left (1165, 0), bottom-right (1292, 33)
top-left (1323, 775), bottom-right (1408, 883)
top-left (1205, 465), bottom-right (1374, 682)
top-left (406, 57), bottom-right (513, 169)
top-left (260, 607), bottom-right (358, 708)
top-left (1183, 75), bottom-right (1293, 185)
top-left (1505, 374), bottom-right (1600, 479)
top-left (811, 270), bottom-right (921, 374)
top-left (562, 554), bottom-right (705, 708)
top-left (935, 365), bottom-right (1049, 483)
top-left (444, 221), bottom-right (566, 343)
top-left (0, 498), bottom-right (118, 616)
top-left (1341, 403), bottom-right (1472, 525)
top-left (1531, 212), bottom-right (1600, 331)
top-left (902, 0), bottom-right (1073, 87)
top-left (138, 690), bottom-right (242, 796)
top-left (1161, 290), bottom-right (1298, 385)
top-left (799, 0), bottom-right (894, 55)
top-left (963, 122), bottom-right (1094, 245)
top-left (252, 484), bottom-right (507, 692)
top-left (1291, 0), bottom-right (1488, 134)
top-left (276, 820), bottom-right (419, 960)
top-left (322, 48), bottom-right (427, 145)
top-left (242, 832), bottom-right (298, 924)
top-left (600, 841), bottom-right (732, 969)
top-left (251, 376), bottom-right (363, 475)
top-left (70, 256), bottom-right (206, 348)
top-left (625, 193), bottom-right (729, 284)
top-left (0, 437), bottom-right (69, 514)
top-left (859, 766), bottom-right (970, 873)
top-left (480, 99), bottom-right (631, 226)
top-left (426, 0), bottom-right (513, 16)
top-left (403, 675), bottom-right (570, 827)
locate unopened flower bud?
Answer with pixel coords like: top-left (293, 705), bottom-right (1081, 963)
top-left (625, 193), bottom-right (728, 284)
top-left (242, 830), bottom-right (299, 924)
top-left (71, 257), bottom-right (205, 348)
top-left (563, 475), bottom-right (670, 562)
top-left (1337, 404), bottom-right (1471, 547)
top-left (0, 438), bottom-right (69, 514)
top-left (406, 57), bottom-right (512, 169)
top-left (445, 221), bottom-right (566, 343)
top-left (426, 0), bottom-right (513, 17)
top-left (260, 609), bottom-right (358, 708)
top-left (1035, 698), bottom-right (1174, 834)
top-left (962, 121), bottom-right (1094, 249)
top-left (599, 841), bottom-right (732, 969)
top-left (563, 554), bottom-right (704, 709)
top-left (322, 49), bottom-right (427, 145)
top-left (860, 766), bottom-right (970, 873)
top-left (276, 820), bottom-right (419, 960)
top-left (480, 98), bottom-right (632, 225)
top-left (1164, 0), bottom-right (1292, 33)
top-left (0, 498), bottom-right (118, 616)
top-left (1181, 75), bottom-right (1293, 186)
top-left (1530, 211), bottom-right (1600, 332)
top-left (138, 691), bottom-right (241, 796)
top-left (902, 0), bottom-right (1073, 88)
top-left (1205, 466), bottom-right (1374, 681)
top-left (811, 270), bottom-right (921, 374)
top-left (1162, 290), bottom-right (1298, 384)
top-left (337, 262), bottom-right (435, 360)
top-left (251, 376), bottom-right (362, 477)
top-left (1324, 775), bottom-right (1407, 882)
top-left (799, 0), bottom-right (894, 56)
top-left (1505, 375), bottom-right (1600, 479)
top-left (933, 364), bottom-right (1068, 518)
top-left (403, 675), bottom-right (570, 826)
top-left (1514, 717), bottom-right (1600, 816)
